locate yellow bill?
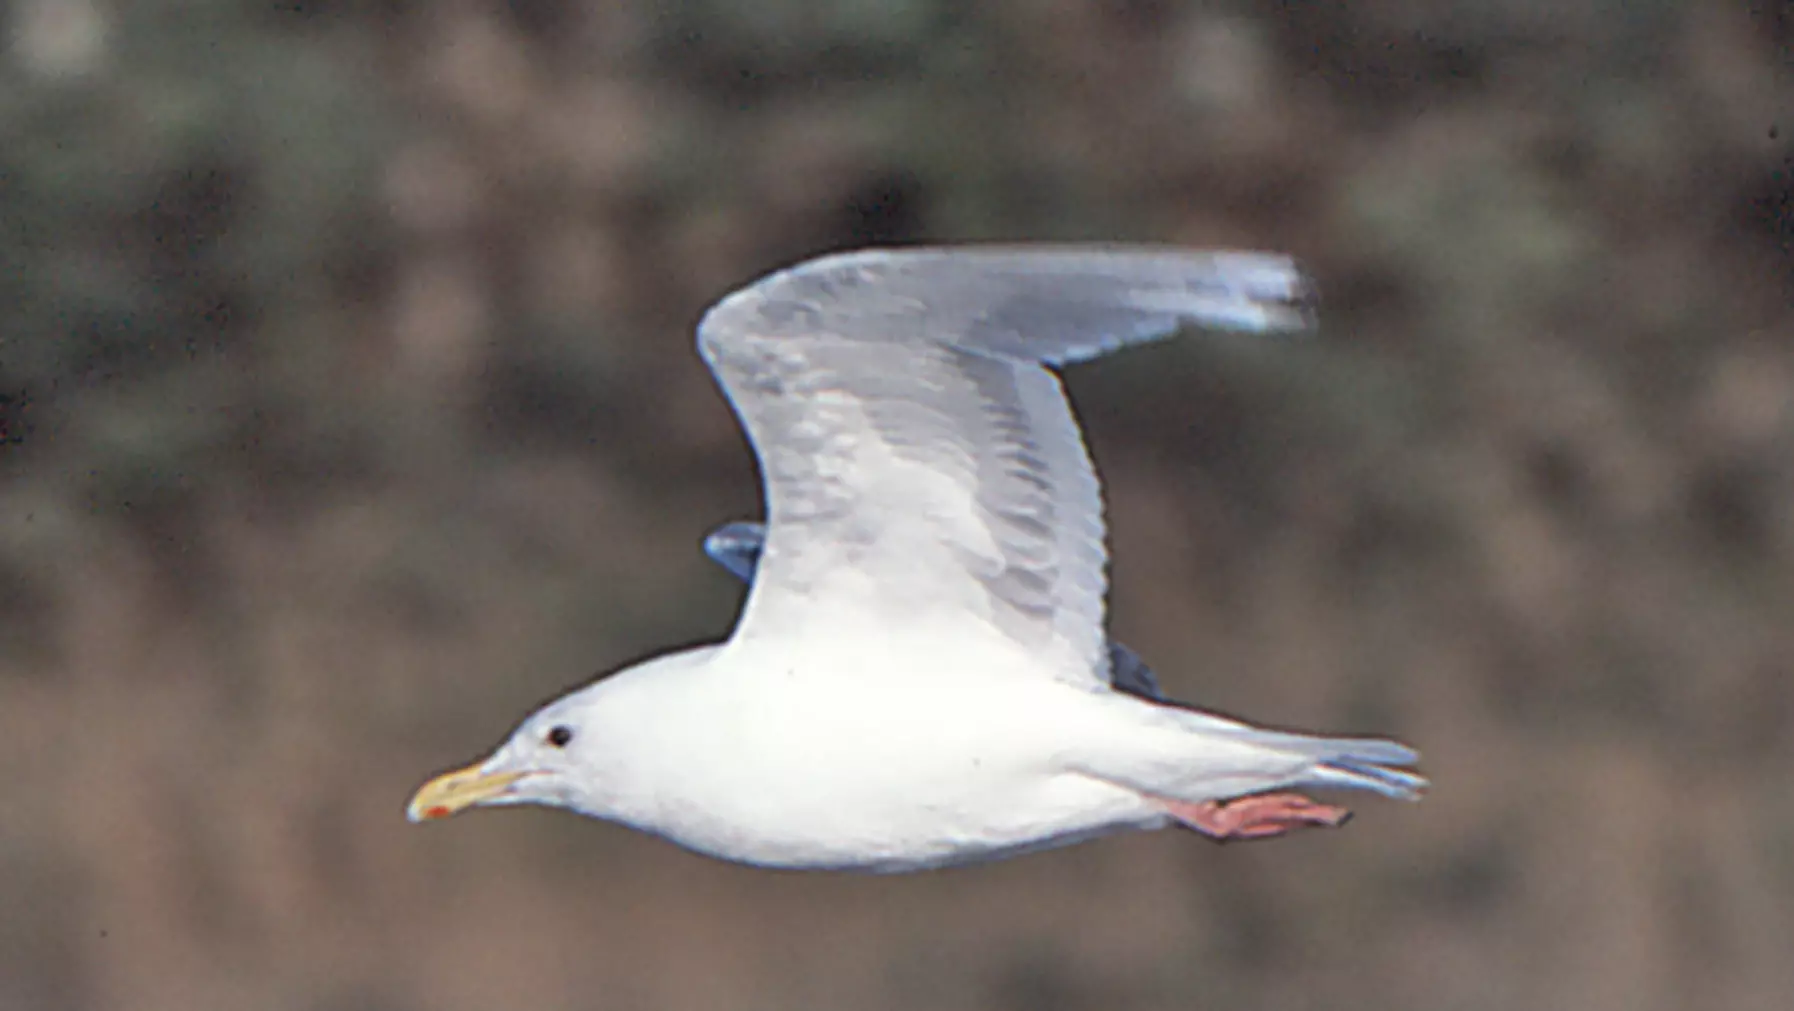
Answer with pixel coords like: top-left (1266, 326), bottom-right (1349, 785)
top-left (406, 763), bottom-right (528, 822)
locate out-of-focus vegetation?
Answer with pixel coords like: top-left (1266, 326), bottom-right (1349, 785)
top-left (2, 2), bottom-right (1790, 1010)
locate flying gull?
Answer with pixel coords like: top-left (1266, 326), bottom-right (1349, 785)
top-left (407, 245), bottom-right (1425, 871)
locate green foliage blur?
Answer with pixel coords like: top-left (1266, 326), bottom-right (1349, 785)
top-left (2, 3), bottom-right (1791, 1011)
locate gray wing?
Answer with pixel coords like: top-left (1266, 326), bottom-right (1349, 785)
top-left (1105, 641), bottom-right (1165, 701)
top-left (704, 518), bottom-right (1167, 700)
top-left (698, 245), bottom-right (1309, 687)
top-left (702, 520), bottom-right (767, 584)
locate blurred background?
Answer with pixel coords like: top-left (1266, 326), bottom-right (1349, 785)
top-left (3, 1), bottom-right (1792, 1010)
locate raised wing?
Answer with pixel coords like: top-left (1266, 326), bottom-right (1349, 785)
top-left (697, 245), bottom-right (1309, 686)
top-left (704, 518), bottom-right (1167, 700)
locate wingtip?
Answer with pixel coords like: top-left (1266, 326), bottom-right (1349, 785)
top-left (1232, 255), bottom-right (1318, 334)
top-left (1131, 251), bottom-right (1318, 337)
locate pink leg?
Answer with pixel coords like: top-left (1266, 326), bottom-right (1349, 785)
top-left (1157, 792), bottom-right (1352, 842)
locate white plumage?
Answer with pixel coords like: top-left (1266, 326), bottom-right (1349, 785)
top-left (407, 245), bottom-right (1424, 871)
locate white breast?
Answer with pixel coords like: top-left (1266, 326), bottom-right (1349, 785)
top-left (595, 636), bottom-right (1163, 869)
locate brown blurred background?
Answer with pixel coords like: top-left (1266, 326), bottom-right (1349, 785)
top-left (3, 2), bottom-right (1792, 1010)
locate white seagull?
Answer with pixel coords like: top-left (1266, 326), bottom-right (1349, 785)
top-left (407, 246), bottom-right (1426, 871)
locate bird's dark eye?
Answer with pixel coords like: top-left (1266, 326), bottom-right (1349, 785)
top-left (546, 725), bottom-right (574, 748)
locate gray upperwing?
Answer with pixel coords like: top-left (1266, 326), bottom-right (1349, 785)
top-left (703, 519), bottom-right (1165, 701)
top-left (698, 246), bottom-right (1311, 687)
top-left (702, 521), bottom-right (765, 583)
top-left (1106, 641), bottom-right (1164, 701)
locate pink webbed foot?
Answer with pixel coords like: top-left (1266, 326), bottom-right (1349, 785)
top-left (1158, 792), bottom-right (1352, 842)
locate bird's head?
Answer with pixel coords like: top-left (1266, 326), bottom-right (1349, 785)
top-left (404, 646), bottom-right (713, 824)
top-left (405, 692), bottom-right (601, 822)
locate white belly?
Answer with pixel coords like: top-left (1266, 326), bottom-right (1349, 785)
top-left (607, 644), bottom-right (1166, 870)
